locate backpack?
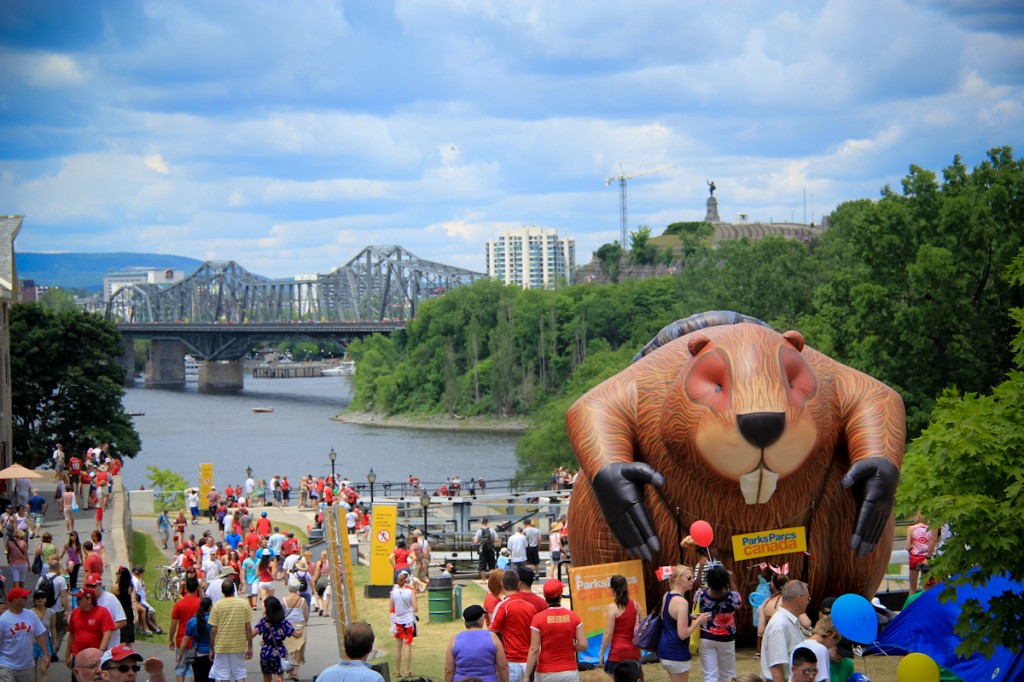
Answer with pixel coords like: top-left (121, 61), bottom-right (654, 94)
top-left (480, 528), bottom-right (495, 553)
top-left (39, 573), bottom-right (58, 608)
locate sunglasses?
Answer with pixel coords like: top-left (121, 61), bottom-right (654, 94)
top-left (113, 665), bottom-right (141, 673)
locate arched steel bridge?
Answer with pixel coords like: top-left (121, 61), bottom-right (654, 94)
top-left (105, 245), bottom-right (485, 324)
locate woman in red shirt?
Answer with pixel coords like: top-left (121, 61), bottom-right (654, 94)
top-left (389, 538), bottom-right (411, 583)
top-left (527, 580), bottom-right (587, 679)
top-left (598, 574), bottom-right (643, 673)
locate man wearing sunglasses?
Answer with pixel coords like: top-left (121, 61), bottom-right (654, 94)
top-left (100, 643), bottom-right (166, 682)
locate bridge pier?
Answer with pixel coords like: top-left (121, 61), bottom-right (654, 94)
top-left (117, 336), bottom-right (135, 387)
top-left (198, 360), bottom-right (244, 391)
top-left (144, 339), bottom-right (186, 387)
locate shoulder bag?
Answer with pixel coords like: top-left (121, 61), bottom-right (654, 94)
top-left (633, 594), bottom-right (665, 650)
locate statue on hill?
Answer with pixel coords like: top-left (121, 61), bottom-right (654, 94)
top-left (707, 180), bottom-right (716, 196)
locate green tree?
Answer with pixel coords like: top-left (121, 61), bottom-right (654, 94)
top-left (146, 465), bottom-right (190, 511)
top-left (896, 246), bottom-right (1024, 656)
top-left (37, 288), bottom-right (79, 314)
top-left (629, 225), bottom-right (657, 265)
top-left (10, 304), bottom-right (140, 466)
top-left (595, 243), bottom-right (623, 282)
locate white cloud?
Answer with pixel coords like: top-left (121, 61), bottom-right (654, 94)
top-left (19, 53), bottom-right (87, 88)
top-left (144, 154), bottom-right (169, 175)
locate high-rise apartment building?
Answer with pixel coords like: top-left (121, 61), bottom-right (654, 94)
top-left (485, 227), bottom-right (575, 289)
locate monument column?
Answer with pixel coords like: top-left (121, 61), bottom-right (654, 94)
top-left (705, 179), bottom-right (721, 223)
top-left (144, 339), bottom-right (186, 387)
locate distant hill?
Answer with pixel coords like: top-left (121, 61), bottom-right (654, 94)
top-left (15, 252), bottom-right (204, 290)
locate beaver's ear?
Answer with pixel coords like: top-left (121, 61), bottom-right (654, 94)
top-left (687, 334), bottom-right (711, 357)
top-left (783, 330), bottom-right (805, 352)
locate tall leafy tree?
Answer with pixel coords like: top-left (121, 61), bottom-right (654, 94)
top-left (11, 304), bottom-right (140, 466)
top-left (896, 246), bottom-right (1024, 656)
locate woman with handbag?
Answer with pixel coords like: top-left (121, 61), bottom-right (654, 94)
top-left (598, 574), bottom-right (643, 674)
top-left (281, 580), bottom-right (309, 681)
top-left (7, 529), bottom-right (29, 588)
top-left (656, 565), bottom-right (710, 682)
top-left (183, 597), bottom-right (213, 682)
top-left (59, 531), bottom-right (82, 589)
top-left (255, 596), bottom-right (296, 682)
top-left (390, 570), bottom-right (418, 678)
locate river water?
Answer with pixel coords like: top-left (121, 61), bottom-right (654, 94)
top-left (119, 375), bottom-right (521, 492)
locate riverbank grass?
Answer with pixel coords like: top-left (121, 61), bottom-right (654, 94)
top-left (132, 530), bottom-right (174, 641)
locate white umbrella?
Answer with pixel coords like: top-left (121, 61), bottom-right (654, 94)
top-left (0, 464), bottom-right (44, 480)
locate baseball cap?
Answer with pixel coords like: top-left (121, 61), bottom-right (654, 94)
top-left (261, 512), bottom-right (267, 517)
top-left (72, 587), bottom-right (97, 599)
top-left (516, 566), bottom-right (535, 584)
top-left (543, 579), bottom-right (563, 599)
top-left (463, 604), bottom-right (486, 623)
top-left (100, 644), bottom-right (143, 668)
top-left (6, 587), bottom-right (31, 600)
top-left (84, 573), bottom-right (103, 587)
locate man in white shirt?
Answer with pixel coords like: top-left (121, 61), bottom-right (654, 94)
top-left (205, 566), bottom-right (238, 603)
top-left (761, 580), bottom-right (810, 682)
top-left (0, 588), bottom-right (49, 680)
top-left (36, 558), bottom-right (69, 657)
top-left (244, 476), bottom-right (256, 498)
top-left (85, 573), bottom-right (128, 648)
top-left (506, 527), bottom-right (528, 569)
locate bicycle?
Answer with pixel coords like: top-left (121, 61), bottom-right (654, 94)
top-left (154, 565), bottom-right (182, 601)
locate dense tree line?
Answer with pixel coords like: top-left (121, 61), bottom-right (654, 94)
top-left (11, 305), bottom-right (141, 467)
top-left (346, 148), bottom-right (1024, 475)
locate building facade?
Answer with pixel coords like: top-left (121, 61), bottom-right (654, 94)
top-left (485, 227), bottom-right (575, 289)
top-left (104, 267), bottom-right (185, 301)
top-left (0, 216), bottom-right (22, 472)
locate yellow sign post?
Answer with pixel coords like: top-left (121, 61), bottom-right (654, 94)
top-left (567, 559), bottom-right (646, 664)
top-left (367, 502), bottom-right (398, 597)
top-left (731, 526), bottom-right (807, 560)
top-left (199, 464), bottom-right (214, 503)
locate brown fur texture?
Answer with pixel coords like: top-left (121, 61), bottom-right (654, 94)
top-left (566, 323), bottom-right (905, 642)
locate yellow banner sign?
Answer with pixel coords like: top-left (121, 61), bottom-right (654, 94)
top-left (731, 526), bottom-right (807, 560)
top-left (199, 463), bottom-right (214, 504)
top-left (369, 503), bottom-right (398, 586)
top-left (567, 559), bottom-right (646, 663)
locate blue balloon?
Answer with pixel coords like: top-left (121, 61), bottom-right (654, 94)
top-left (830, 593), bottom-right (878, 644)
top-left (848, 674), bottom-right (871, 682)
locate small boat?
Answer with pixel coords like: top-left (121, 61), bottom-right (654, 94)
top-left (184, 355), bottom-right (200, 382)
top-left (127, 411), bottom-right (146, 417)
top-left (251, 407), bottom-right (274, 413)
top-left (322, 360), bottom-right (356, 376)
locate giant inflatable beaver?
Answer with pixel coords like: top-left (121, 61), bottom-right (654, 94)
top-left (566, 312), bottom-right (904, 641)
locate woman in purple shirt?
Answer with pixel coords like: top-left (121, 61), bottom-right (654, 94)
top-left (444, 604), bottom-right (509, 682)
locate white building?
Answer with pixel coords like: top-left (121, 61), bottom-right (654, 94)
top-left (485, 227), bottom-right (575, 289)
top-left (104, 267), bottom-right (185, 301)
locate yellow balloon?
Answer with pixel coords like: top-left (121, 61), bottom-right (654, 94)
top-left (897, 652), bottom-right (940, 682)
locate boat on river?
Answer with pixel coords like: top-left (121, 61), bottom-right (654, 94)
top-left (251, 406), bottom-right (274, 413)
top-left (321, 361), bottom-right (355, 376)
top-left (184, 355), bottom-right (200, 382)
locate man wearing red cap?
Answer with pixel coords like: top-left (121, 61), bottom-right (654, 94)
top-left (101, 643), bottom-right (165, 682)
top-left (526, 580), bottom-right (586, 681)
top-left (0, 587), bottom-right (50, 682)
top-left (66, 587), bottom-right (117, 668)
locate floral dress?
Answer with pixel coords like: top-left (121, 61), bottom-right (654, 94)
top-left (255, 618), bottom-right (295, 675)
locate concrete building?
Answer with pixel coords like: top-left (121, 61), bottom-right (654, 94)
top-left (104, 267), bottom-right (185, 302)
top-left (485, 227), bottom-right (575, 289)
top-left (0, 215), bottom-right (22, 471)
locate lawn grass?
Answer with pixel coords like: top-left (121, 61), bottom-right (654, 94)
top-left (132, 530), bottom-right (174, 642)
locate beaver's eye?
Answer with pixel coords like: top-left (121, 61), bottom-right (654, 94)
top-left (780, 347), bottom-right (817, 407)
top-left (685, 349), bottom-right (731, 411)
top-left (714, 385), bottom-right (722, 393)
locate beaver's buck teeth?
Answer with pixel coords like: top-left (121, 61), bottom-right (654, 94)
top-left (740, 467), bottom-right (778, 505)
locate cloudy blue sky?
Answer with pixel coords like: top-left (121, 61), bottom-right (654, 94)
top-left (1, 0), bottom-right (1022, 278)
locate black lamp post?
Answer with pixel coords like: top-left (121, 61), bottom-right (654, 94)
top-left (246, 466), bottom-right (252, 480)
top-left (329, 447), bottom-right (337, 489)
top-left (367, 468), bottom-right (377, 505)
top-left (419, 489), bottom-right (430, 534)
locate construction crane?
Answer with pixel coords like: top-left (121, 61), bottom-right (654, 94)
top-left (605, 163), bottom-right (672, 248)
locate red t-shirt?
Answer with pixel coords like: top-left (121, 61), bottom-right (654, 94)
top-left (171, 594), bottom-right (201, 647)
top-left (490, 592), bottom-right (544, 662)
top-left (392, 548), bottom-right (410, 571)
top-left (520, 591), bottom-right (548, 613)
top-left (80, 471), bottom-right (91, 485)
top-left (68, 605), bottom-right (116, 655)
top-left (95, 471), bottom-right (109, 486)
top-left (531, 606), bottom-right (583, 673)
top-left (111, 460), bottom-right (122, 475)
top-left (83, 552), bottom-right (103, 576)
top-left (225, 486), bottom-right (235, 498)
top-left (69, 458), bottom-right (82, 474)
top-left (245, 533), bottom-right (261, 552)
top-left (180, 548), bottom-right (196, 569)
top-left (256, 518), bottom-right (272, 537)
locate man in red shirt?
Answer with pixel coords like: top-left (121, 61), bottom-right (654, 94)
top-left (244, 527), bottom-right (261, 554)
top-left (66, 587), bottom-right (117, 664)
top-left (490, 569), bottom-right (545, 682)
top-left (68, 456), bottom-right (84, 496)
top-left (515, 567), bottom-right (548, 612)
top-left (94, 467), bottom-right (110, 510)
top-left (526, 580), bottom-right (586, 678)
top-left (255, 512), bottom-right (272, 539)
top-left (82, 540), bottom-right (104, 576)
top-left (169, 576), bottom-right (201, 678)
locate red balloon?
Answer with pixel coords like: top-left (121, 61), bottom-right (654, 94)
top-left (690, 520), bottom-right (714, 547)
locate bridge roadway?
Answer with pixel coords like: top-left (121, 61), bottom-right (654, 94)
top-left (118, 321), bottom-right (405, 389)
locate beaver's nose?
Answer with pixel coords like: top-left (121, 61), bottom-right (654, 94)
top-left (737, 412), bottom-right (786, 448)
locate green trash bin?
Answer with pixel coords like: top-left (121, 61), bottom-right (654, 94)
top-left (428, 574), bottom-right (454, 623)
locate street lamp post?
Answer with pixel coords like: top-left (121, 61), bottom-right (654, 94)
top-left (246, 466), bottom-right (252, 480)
top-left (367, 468), bottom-right (377, 505)
top-left (419, 490), bottom-right (430, 534)
top-left (329, 447), bottom-right (337, 490)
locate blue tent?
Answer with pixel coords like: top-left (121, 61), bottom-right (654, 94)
top-left (871, 574), bottom-right (1024, 682)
